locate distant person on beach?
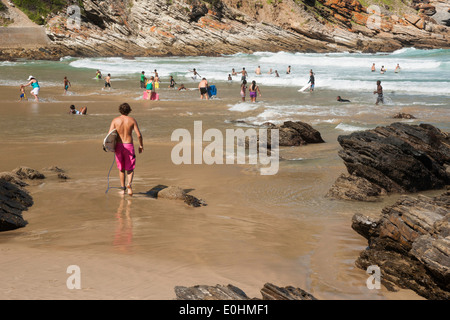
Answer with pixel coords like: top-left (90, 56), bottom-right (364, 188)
top-left (395, 64), bottom-right (401, 73)
top-left (169, 76), bottom-right (176, 88)
top-left (108, 102), bottom-right (143, 196)
top-left (22, 75), bottom-right (40, 102)
top-left (63, 76), bottom-right (71, 95)
top-left (374, 80), bottom-right (383, 105)
top-left (178, 84), bottom-right (187, 91)
top-left (96, 70), bottom-right (102, 79)
top-left (154, 70), bottom-right (160, 89)
top-left (19, 85), bottom-right (27, 101)
top-left (308, 71), bottom-right (315, 92)
top-left (240, 80), bottom-right (247, 102)
top-left (198, 78), bottom-right (209, 100)
top-left (249, 80), bottom-right (261, 103)
top-left (140, 71), bottom-right (146, 89)
top-left (337, 96), bottom-right (350, 102)
top-left (228, 74), bottom-right (232, 81)
top-left (145, 76), bottom-right (154, 100)
top-left (371, 63), bottom-right (376, 72)
top-left (231, 68), bottom-right (237, 76)
top-left (190, 68), bottom-right (201, 79)
top-left (104, 74), bottom-right (112, 90)
top-left (239, 68), bottom-right (248, 82)
top-left (69, 104), bottom-right (87, 115)
top-left (380, 66), bottom-right (386, 74)
top-left (274, 70), bottom-right (279, 77)
top-left (287, 65), bottom-right (291, 74)
top-left (268, 68), bottom-right (273, 74)
top-left (255, 66), bottom-right (261, 75)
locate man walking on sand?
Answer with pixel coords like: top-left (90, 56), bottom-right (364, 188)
top-left (108, 103), bottom-right (143, 196)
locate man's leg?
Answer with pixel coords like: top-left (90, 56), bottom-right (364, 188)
top-left (119, 170), bottom-right (126, 195)
top-left (126, 170), bottom-right (134, 196)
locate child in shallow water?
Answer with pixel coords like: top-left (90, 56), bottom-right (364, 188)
top-left (19, 85), bottom-right (27, 101)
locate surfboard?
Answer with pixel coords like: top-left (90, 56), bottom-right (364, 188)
top-left (103, 129), bottom-right (118, 152)
top-left (298, 84), bottom-right (310, 92)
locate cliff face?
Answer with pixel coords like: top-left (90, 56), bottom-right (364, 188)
top-left (1, 0), bottom-right (450, 59)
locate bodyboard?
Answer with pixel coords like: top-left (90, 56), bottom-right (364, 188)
top-left (103, 129), bottom-right (118, 152)
top-left (298, 84), bottom-right (310, 92)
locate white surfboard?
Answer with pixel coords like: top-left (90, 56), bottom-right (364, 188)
top-left (298, 84), bottom-right (310, 92)
top-left (103, 129), bottom-right (118, 152)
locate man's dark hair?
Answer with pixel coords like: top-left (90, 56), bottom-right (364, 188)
top-left (119, 103), bottom-right (132, 115)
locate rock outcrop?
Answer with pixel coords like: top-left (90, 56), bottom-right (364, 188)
top-left (0, 166), bottom-right (69, 232)
top-left (351, 190), bottom-right (450, 299)
top-left (265, 121), bottom-right (325, 147)
top-left (327, 123), bottom-right (450, 201)
top-left (0, 169), bottom-right (34, 232)
top-left (145, 185), bottom-right (206, 207)
top-left (174, 283), bottom-right (317, 300)
top-left (0, 0), bottom-right (449, 60)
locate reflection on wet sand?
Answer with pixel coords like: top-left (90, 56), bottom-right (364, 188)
top-left (113, 198), bottom-right (133, 253)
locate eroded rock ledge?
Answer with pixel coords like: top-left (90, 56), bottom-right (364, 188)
top-left (174, 283), bottom-right (317, 300)
top-left (0, 166), bottom-right (69, 232)
top-left (327, 123), bottom-right (450, 201)
top-left (351, 190), bottom-right (450, 299)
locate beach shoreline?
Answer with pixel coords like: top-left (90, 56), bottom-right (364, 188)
top-left (0, 50), bottom-right (449, 300)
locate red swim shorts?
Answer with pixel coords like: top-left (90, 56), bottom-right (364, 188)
top-left (115, 143), bottom-right (136, 171)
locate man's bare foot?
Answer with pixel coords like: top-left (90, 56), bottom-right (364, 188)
top-left (127, 184), bottom-right (133, 196)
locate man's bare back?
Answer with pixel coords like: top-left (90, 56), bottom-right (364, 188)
top-left (109, 115), bottom-right (142, 146)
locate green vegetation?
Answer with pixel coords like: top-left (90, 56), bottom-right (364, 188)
top-left (0, 2), bottom-right (6, 11)
top-left (11, 0), bottom-right (83, 25)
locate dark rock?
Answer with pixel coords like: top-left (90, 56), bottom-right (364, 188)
top-left (175, 284), bottom-right (251, 300)
top-left (329, 123), bottom-right (450, 201)
top-left (392, 112), bottom-right (416, 119)
top-left (12, 166), bottom-right (45, 180)
top-left (0, 178), bottom-right (33, 232)
top-left (265, 121), bottom-right (325, 147)
top-left (352, 191), bottom-right (450, 299)
top-left (174, 283), bottom-right (317, 300)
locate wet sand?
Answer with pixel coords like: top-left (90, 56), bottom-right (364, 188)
top-left (0, 83), bottom-right (431, 300)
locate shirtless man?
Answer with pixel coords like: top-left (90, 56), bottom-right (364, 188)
top-left (374, 80), bottom-right (383, 105)
top-left (255, 66), bottom-right (261, 75)
top-left (198, 78), bottom-right (209, 100)
top-left (108, 103), bottom-right (143, 196)
top-left (63, 76), bottom-right (71, 95)
top-left (104, 74), bottom-right (112, 90)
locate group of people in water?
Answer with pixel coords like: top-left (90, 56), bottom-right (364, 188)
top-left (18, 60), bottom-right (398, 107)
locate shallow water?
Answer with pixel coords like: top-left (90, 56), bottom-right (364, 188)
top-left (0, 49), bottom-right (448, 300)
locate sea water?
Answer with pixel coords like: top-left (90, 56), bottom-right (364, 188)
top-left (1, 48), bottom-right (449, 133)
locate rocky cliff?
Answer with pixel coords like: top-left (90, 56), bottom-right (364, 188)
top-left (0, 0), bottom-right (449, 59)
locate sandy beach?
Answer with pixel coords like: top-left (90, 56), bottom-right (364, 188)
top-left (2, 69), bottom-right (444, 301)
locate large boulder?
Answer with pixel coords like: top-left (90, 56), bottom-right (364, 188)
top-left (328, 123), bottom-right (450, 201)
top-left (352, 191), bottom-right (450, 299)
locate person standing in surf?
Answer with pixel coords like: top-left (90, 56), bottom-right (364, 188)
top-left (104, 74), bottom-right (112, 90)
top-left (374, 80), bottom-right (383, 105)
top-left (249, 80), bottom-right (261, 103)
top-left (22, 76), bottom-right (40, 102)
top-left (240, 80), bottom-right (247, 102)
top-left (308, 70), bottom-right (315, 92)
top-left (63, 76), bottom-right (71, 95)
top-left (198, 78), bottom-right (209, 100)
top-left (140, 71), bottom-right (146, 89)
top-left (108, 103), bottom-right (143, 196)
